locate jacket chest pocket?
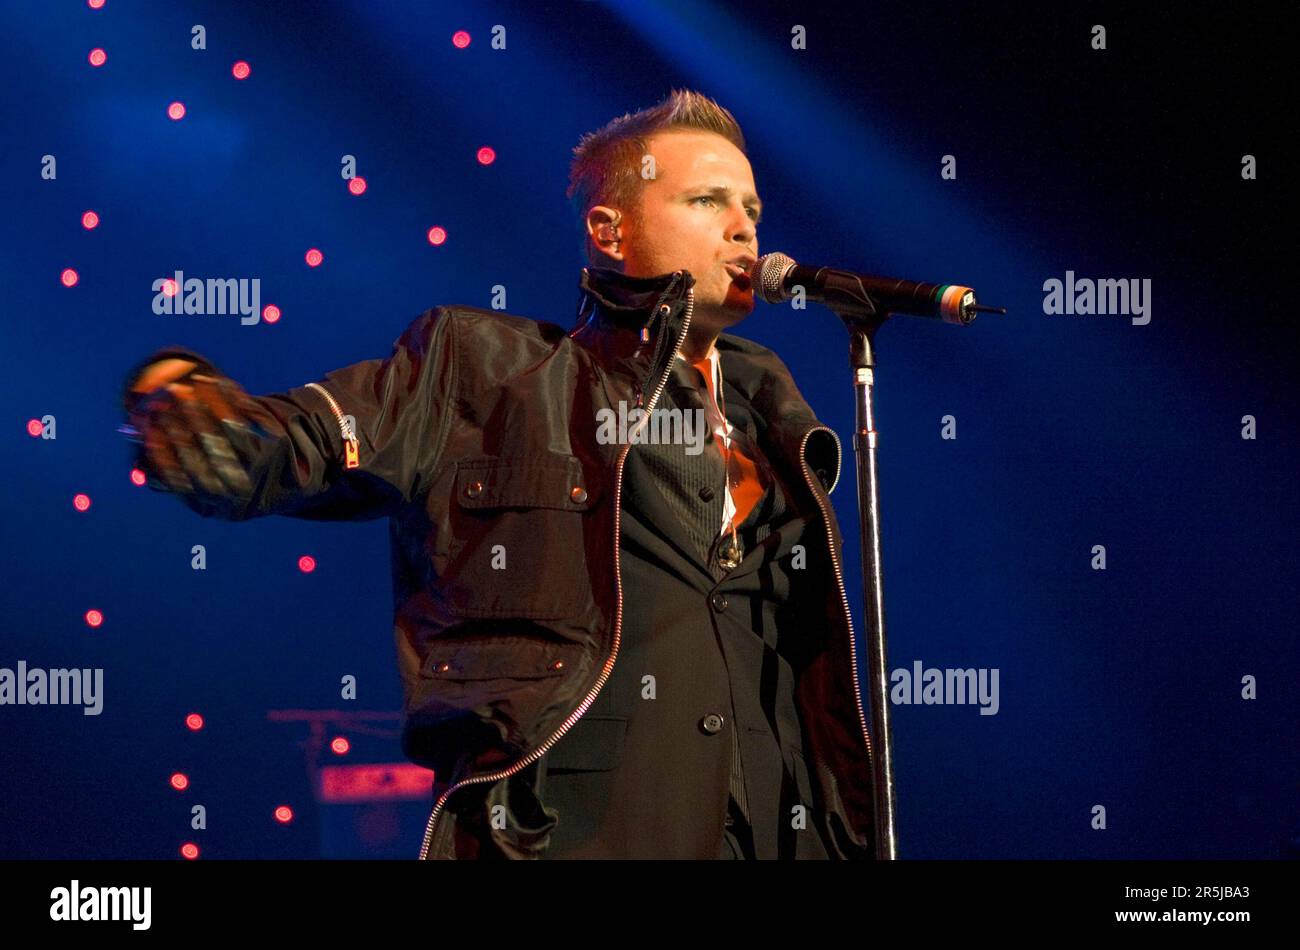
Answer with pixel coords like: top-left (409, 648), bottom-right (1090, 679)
top-left (441, 454), bottom-right (602, 620)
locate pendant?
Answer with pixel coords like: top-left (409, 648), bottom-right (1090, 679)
top-left (718, 537), bottom-right (743, 571)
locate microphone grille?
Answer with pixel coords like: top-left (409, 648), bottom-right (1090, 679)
top-left (752, 252), bottom-right (796, 304)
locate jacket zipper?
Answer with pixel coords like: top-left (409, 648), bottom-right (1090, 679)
top-left (305, 382), bottom-right (360, 468)
top-left (799, 425), bottom-right (874, 770)
top-left (417, 273), bottom-right (693, 860)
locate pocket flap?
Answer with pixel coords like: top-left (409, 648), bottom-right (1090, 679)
top-left (455, 454), bottom-right (600, 511)
top-left (544, 715), bottom-right (627, 772)
top-left (422, 635), bottom-right (581, 681)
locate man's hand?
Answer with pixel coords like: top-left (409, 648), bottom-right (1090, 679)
top-left (128, 363), bottom-right (259, 512)
top-left (130, 358), bottom-right (199, 395)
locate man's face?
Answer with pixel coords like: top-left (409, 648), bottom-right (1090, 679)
top-left (604, 130), bottom-right (761, 331)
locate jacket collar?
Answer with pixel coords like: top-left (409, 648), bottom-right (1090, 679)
top-left (568, 265), bottom-right (842, 496)
top-left (576, 265), bottom-right (691, 324)
top-left (570, 266), bottom-right (693, 368)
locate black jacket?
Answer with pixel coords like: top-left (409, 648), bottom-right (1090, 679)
top-left (122, 265), bottom-right (877, 859)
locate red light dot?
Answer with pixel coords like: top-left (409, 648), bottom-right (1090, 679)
top-left (73, 493), bottom-right (92, 511)
top-left (61, 268), bottom-right (79, 288)
top-left (185, 713), bottom-right (204, 731)
top-left (330, 736), bottom-right (350, 755)
top-left (167, 101), bottom-right (186, 121)
top-left (274, 806), bottom-right (293, 824)
top-left (476, 146), bottom-right (496, 166)
top-left (427, 226), bottom-right (447, 246)
top-left (452, 31), bottom-right (471, 48)
top-left (181, 842), bottom-right (200, 860)
top-left (305, 248), bottom-right (323, 267)
top-left (88, 0), bottom-right (106, 9)
top-left (170, 772), bottom-right (189, 791)
top-left (88, 48), bottom-right (107, 67)
top-left (27, 419), bottom-right (43, 437)
top-left (232, 60), bottom-right (251, 80)
top-left (262, 304), bottom-right (281, 324)
top-left (82, 210), bottom-right (100, 229)
top-left (348, 176), bottom-right (367, 195)
top-left (130, 468), bottom-right (147, 486)
top-left (161, 278), bottom-right (178, 297)
top-left (84, 609), bottom-right (104, 628)
top-left (298, 555), bottom-right (316, 573)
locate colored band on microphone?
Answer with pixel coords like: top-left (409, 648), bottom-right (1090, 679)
top-left (936, 284), bottom-right (974, 323)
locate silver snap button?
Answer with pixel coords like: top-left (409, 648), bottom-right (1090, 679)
top-left (464, 481), bottom-right (483, 499)
top-left (570, 485), bottom-right (588, 504)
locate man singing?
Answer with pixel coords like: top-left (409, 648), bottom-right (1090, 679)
top-left (123, 89), bottom-right (876, 860)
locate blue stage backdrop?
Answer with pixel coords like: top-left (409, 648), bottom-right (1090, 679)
top-left (0, 0), bottom-right (1293, 859)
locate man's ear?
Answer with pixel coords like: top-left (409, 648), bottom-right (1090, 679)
top-left (585, 205), bottom-right (625, 264)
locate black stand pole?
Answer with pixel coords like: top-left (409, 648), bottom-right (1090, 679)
top-left (841, 312), bottom-right (898, 861)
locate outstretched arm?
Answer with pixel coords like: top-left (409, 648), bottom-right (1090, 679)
top-left (122, 308), bottom-right (456, 521)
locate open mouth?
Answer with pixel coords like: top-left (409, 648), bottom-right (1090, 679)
top-left (724, 262), bottom-right (753, 290)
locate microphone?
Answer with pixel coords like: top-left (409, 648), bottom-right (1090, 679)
top-left (749, 251), bottom-right (1005, 325)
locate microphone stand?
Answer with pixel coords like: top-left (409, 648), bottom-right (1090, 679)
top-left (832, 296), bottom-right (899, 861)
top-left (777, 260), bottom-right (1001, 861)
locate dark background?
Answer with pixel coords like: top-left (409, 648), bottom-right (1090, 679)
top-left (0, 0), bottom-right (1294, 859)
